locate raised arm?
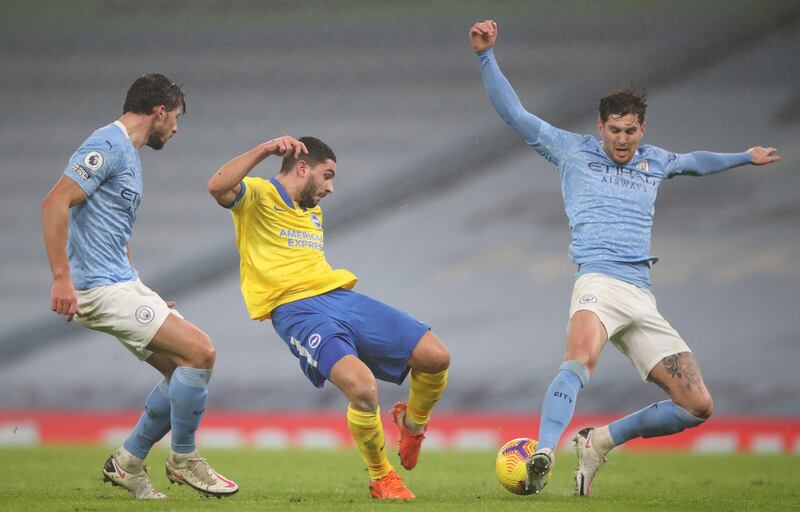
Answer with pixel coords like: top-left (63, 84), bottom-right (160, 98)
top-left (208, 135), bottom-right (307, 206)
top-left (41, 176), bottom-right (87, 321)
top-left (470, 20), bottom-right (544, 144)
top-left (671, 146), bottom-right (780, 177)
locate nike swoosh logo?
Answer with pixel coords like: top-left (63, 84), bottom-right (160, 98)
top-left (585, 432), bottom-right (593, 449)
top-left (113, 459), bottom-right (126, 478)
top-left (215, 472), bottom-right (237, 488)
top-left (273, 206), bottom-right (284, 212)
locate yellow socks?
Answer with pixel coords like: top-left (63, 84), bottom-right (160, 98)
top-left (407, 369), bottom-right (448, 426)
top-left (346, 404), bottom-right (392, 480)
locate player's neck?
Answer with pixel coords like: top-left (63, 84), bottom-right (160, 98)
top-left (117, 113), bottom-right (152, 150)
top-left (273, 173), bottom-right (300, 202)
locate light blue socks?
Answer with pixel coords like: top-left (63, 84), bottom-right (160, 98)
top-left (123, 379), bottom-right (172, 459)
top-left (537, 360), bottom-right (590, 450)
top-left (609, 400), bottom-right (705, 445)
top-left (169, 367), bottom-right (212, 453)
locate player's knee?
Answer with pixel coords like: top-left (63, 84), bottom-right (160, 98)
top-left (427, 344), bottom-right (450, 373)
top-left (189, 334), bottom-right (216, 369)
top-left (346, 377), bottom-right (379, 412)
top-left (687, 395), bottom-right (713, 421)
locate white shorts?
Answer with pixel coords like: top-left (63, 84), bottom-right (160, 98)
top-left (75, 280), bottom-right (181, 361)
top-left (569, 273), bottom-right (690, 381)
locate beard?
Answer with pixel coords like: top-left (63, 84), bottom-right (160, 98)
top-left (298, 180), bottom-right (320, 209)
top-left (145, 133), bottom-right (165, 150)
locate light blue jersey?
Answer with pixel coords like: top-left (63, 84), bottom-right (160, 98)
top-left (478, 49), bottom-right (751, 289)
top-left (63, 121), bottom-right (141, 290)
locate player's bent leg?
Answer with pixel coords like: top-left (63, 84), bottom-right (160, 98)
top-left (575, 352), bottom-right (711, 497)
top-left (393, 332), bottom-right (450, 470)
top-left (102, 445), bottom-right (167, 499)
top-left (330, 355), bottom-right (413, 499)
top-left (531, 311), bottom-right (603, 494)
top-left (148, 315), bottom-right (238, 498)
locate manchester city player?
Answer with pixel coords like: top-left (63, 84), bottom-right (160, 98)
top-left (208, 135), bottom-right (450, 500)
top-left (469, 20), bottom-right (780, 496)
top-left (42, 75), bottom-right (238, 499)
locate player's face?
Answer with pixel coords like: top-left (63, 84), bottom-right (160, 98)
top-left (597, 113), bottom-right (646, 165)
top-left (146, 105), bottom-right (182, 150)
top-left (298, 159), bottom-right (336, 209)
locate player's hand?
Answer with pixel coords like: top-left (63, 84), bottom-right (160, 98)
top-left (264, 136), bottom-right (308, 158)
top-left (470, 20), bottom-right (497, 53)
top-left (50, 277), bottom-right (80, 321)
top-left (748, 146), bottom-right (780, 166)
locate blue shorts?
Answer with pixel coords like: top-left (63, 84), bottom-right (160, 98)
top-left (271, 289), bottom-right (429, 388)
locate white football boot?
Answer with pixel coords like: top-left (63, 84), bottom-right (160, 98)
top-left (165, 450), bottom-right (239, 498)
top-left (573, 427), bottom-right (611, 497)
top-left (102, 446), bottom-right (167, 499)
top-left (524, 447), bottom-right (553, 494)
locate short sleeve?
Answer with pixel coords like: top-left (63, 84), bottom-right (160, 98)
top-left (63, 143), bottom-right (118, 197)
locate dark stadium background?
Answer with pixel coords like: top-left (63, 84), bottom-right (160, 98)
top-left (1, 0), bottom-right (798, 452)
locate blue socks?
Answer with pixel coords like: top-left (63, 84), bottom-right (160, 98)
top-left (608, 400), bottom-right (706, 445)
top-left (123, 379), bottom-right (171, 459)
top-left (537, 360), bottom-right (590, 451)
top-left (169, 367), bottom-right (212, 454)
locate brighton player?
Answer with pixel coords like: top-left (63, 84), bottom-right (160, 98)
top-left (42, 75), bottom-right (238, 499)
top-left (208, 136), bottom-right (450, 500)
top-left (469, 20), bottom-right (780, 496)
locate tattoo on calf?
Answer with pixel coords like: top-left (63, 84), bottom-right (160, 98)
top-left (663, 354), bottom-right (682, 379)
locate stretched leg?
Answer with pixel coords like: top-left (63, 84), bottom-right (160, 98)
top-left (329, 354), bottom-right (414, 500)
top-left (608, 352), bottom-right (712, 445)
top-left (575, 352), bottom-right (712, 497)
top-left (527, 310), bottom-right (604, 494)
top-left (148, 314), bottom-right (238, 497)
top-left (392, 331), bottom-right (450, 470)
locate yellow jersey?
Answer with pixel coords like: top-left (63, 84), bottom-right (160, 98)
top-left (229, 176), bottom-right (357, 320)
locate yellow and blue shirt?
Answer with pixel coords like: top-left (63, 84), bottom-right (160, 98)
top-left (227, 176), bottom-right (357, 320)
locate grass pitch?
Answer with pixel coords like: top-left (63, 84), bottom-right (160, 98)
top-left (0, 447), bottom-right (798, 511)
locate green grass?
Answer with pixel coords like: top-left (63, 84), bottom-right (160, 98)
top-left (0, 447), bottom-right (798, 511)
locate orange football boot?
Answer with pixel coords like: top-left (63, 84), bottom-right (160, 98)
top-left (369, 470), bottom-right (415, 500)
top-left (391, 402), bottom-right (427, 470)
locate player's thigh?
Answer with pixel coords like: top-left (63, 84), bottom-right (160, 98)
top-left (648, 352), bottom-right (713, 419)
top-left (75, 280), bottom-right (175, 363)
top-left (148, 313), bottom-right (215, 369)
top-left (407, 331), bottom-right (450, 373)
top-left (329, 354), bottom-right (379, 412)
top-left (343, 291), bottom-right (430, 381)
top-left (565, 310), bottom-right (608, 370)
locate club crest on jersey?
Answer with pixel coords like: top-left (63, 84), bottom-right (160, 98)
top-left (310, 213), bottom-right (322, 230)
top-left (636, 160), bottom-right (649, 173)
top-left (83, 151), bottom-right (104, 171)
top-left (135, 306), bottom-right (155, 324)
top-left (308, 333), bottom-right (322, 349)
top-left (579, 294), bottom-right (598, 304)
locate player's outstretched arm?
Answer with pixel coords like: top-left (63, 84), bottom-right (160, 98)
top-left (208, 135), bottom-right (307, 207)
top-left (671, 146), bottom-right (780, 177)
top-left (470, 20), bottom-right (544, 145)
top-left (41, 177), bottom-right (87, 321)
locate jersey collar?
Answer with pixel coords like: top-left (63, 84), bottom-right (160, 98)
top-left (269, 177), bottom-right (297, 210)
top-left (113, 120), bottom-right (131, 140)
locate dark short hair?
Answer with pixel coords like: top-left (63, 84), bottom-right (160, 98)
top-left (123, 74), bottom-right (186, 115)
top-left (599, 86), bottom-right (647, 123)
top-left (280, 136), bottom-right (336, 173)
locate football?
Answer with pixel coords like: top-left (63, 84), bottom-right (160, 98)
top-left (495, 437), bottom-right (538, 495)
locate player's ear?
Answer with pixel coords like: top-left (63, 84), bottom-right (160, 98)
top-left (295, 160), bottom-right (308, 177)
top-left (640, 121), bottom-right (647, 136)
top-left (596, 118), bottom-right (603, 133)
